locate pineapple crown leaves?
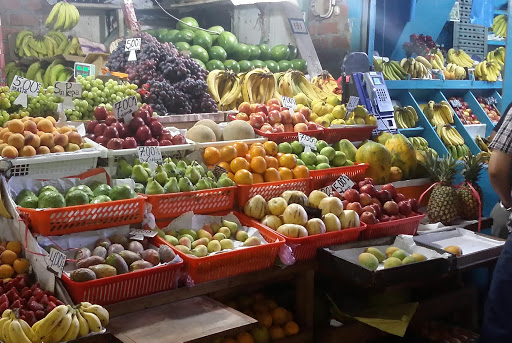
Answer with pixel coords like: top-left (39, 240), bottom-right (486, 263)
top-left (425, 152), bottom-right (459, 185)
top-left (461, 153), bottom-right (484, 184)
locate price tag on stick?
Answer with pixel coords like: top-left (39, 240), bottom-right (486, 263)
top-left (331, 174), bottom-right (355, 194)
top-left (113, 95), bottom-right (138, 124)
top-left (298, 132), bottom-right (317, 150)
top-left (138, 146), bottom-right (162, 170)
top-left (449, 99), bottom-right (462, 108)
top-left (129, 229), bottom-right (158, 238)
top-left (125, 38), bottom-right (141, 61)
top-left (212, 165), bottom-right (228, 179)
top-left (318, 185), bottom-right (333, 196)
top-left (282, 96), bottom-right (297, 110)
top-left (46, 248), bottom-right (66, 278)
top-left (10, 75), bottom-right (41, 108)
top-left (54, 82), bottom-right (83, 110)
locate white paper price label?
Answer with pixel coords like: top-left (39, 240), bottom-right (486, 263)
top-left (113, 95), bottom-right (138, 123)
top-left (125, 38), bottom-right (141, 61)
top-left (346, 96), bottom-right (360, 113)
top-left (46, 248), bottom-right (66, 278)
top-left (138, 146), bottom-right (163, 165)
top-left (486, 96), bottom-right (498, 106)
top-left (331, 174), bottom-right (355, 194)
top-left (289, 18), bottom-right (308, 34)
top-left (298, 132), bottom-right (317, 150)
top-left (449, 99), bottom-right (462, 108)
top-left (129, 229), bottom-right (158, 238)
top-left (10, 75), bottom-right (41, 97)
top-left (212, 165), bottom-right (228, 179)
top-left (54, 82), bottom-right (82, 97)
top-left (318, 185), bottom-right (333, 196)
top-left (281, 96), bottom-right (297, 110)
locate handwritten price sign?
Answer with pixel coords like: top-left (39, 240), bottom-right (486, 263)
top-left (125, 38), bottom-right (141, 61)
top-left (289, 18), bottom-right (308, 34)
top-left (113, 95), bottom-right (138, 123)
top-left (282, 96), bottom-right (297, 110)
top-left (54, 82), bottom-right (82, 98)
top-left (331, 174), bottom-right (355, 194)
top-left (46, 248), bottom-right (66, 277)
top-left (10, 75), bottom-right (41, 96)
top-left (298, 132), bottom-right (317, 150)
top-left (138, 146), bottom-right (163, 164)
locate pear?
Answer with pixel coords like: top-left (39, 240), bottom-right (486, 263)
top-left (217, 173), bottom-right (235, 187)
top-left (195, 178), bottom-right (211, 190)
top-left (164, 157), bottom-right (173, 163)
top-left (178, 177), bottom-right (195, 192)
top-left (154, 165), bottom-right (168, 186)
top-left (176, 161), bottom-right (187, 172)
top-left (163, 177), bottom-right (180, 193)
top-left (191, 245), bottom-right (208, 257)
top-left (131, 165), bottom-right (149, 184)
top-left (222, 220), bottom-right (238, 235)
top-left (142, 162), bottom-right (150, 169)
top-left (133, 158), bottom-right (141, 165)
top-left (196, 164), bottom-right (206, 176)
top-left (163, 162), bottom-right (177, 177)
top-left (185, 166), bottom-right (201, 185)
top-left (145, 178), bottom-right (165, 195)
top-left (207, 171), bottom-right (215, 180)
top-left (117, 159), bottom-right (133, 179)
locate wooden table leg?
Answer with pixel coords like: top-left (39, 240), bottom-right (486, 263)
top-left (295, 268), bottom-right (314, 330)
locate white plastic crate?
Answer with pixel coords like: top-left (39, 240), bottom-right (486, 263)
top-left (463, 124), bottom-right (486, 139)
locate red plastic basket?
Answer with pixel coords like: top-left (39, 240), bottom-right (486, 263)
top-left (253, 128), bottom-right (324, 144)
top-left (309, 163), bottom-right (369, 190)
top-left (61, 237), bottom-right (183, 305)
top-left (145, 186), bottom-right (236, 221)
top-left (159, 212), bottom-right (285, 284)
top-left (236, 178), bottom-right (311, 208)
top-left (362, 213), bottom-right (425, 240)
top-left (18, 196), bottom-right (146, 236)
top-left (321, 126), bottom-right (376, 143)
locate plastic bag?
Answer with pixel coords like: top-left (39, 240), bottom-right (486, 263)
top-left (470, 0), bottom-right (494, 27)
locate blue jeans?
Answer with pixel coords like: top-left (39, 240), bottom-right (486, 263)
top-left (480, 232), bottom-right (512, 342)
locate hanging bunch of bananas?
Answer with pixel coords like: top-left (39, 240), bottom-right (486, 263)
top-left (240, 68), bottom-right (278, 105)
top-left (475, 60), bottom-right (502, 82)
top-left (447, 48), bottom-right (474, 68)
top-left (277, 70), bottom-right (331, 103)
top-left (394, 105), bottom-right (418, 128)
top-left (423, 100), bottom-right (454, 126)
top-left (436, 124), bottom-right (470, 160)
top-left (15, 30), bottom-right (84, 58)
top-left (492, 15), bottom-right (507, 38)
top-left (4, 59), bottom-right (73, 88)
top-left (381, 60), bottom-right (408, 80)
top-left (310, 71), bottom-right (341, 100)
top-left (475, 135), bottom-right (490, 153)
top-left (408, 136), bottom-right (439, 158)
top-left (207, 69), bottom-right (241, 110)
top-left (45, 1), bottom-right (80, 31)
top-left (400, 56), bottom-right (430, 79)
top-left (428, 50), bottom-right (445, 70)
top-left (445, 63), bottom-right (466, 80)
top-left (486, 46), bottom-right (505, 64)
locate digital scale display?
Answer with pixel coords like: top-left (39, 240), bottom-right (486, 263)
top-left (373, 77), bottom-right (382, 85)
top-left (74, 62), bottom-right (95, 78)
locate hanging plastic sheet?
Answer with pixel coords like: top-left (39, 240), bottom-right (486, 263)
top-left (470, 0), bottom-right (494, 27)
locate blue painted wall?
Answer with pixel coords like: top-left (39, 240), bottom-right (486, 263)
top-left (347, 0), bottom-right (363, 53)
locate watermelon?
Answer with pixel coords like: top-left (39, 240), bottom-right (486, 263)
top-left (239, 60), bottom-right (253, 72)
top-left (209, 46), bottom-right (227, 62)
top-left (270, 45), bottom-right (289, 61)
top-left (175, 42), bottom-right (190, 51)
top-left (258, 44), bottom-right (271, 60)
top-left (177, 17), bottom-right (199, 31)
top-left (155, 28), bottom-right (168, 41)
top-left (278, 60), bottom-right (291, 72)
top-left (206, 60), bottom-right (225, 71)
top-left (291, 59), bottom-right (307, 73)
top-left (287, 45), bottom-right (298, 60)
top-left (189, 45), bottom-right (209, 64)
top-left (161, 29), bottom-right (179, 43)
top-left (232, 43), bottom-right (251, 61)
top-left (174, 30), bottom-right (195, 44)
top-left (224, 60), bottom-right (240, 73)
top-left (264, 60), bottom-right (280, 73)
top-left (248, 45), bottom-right (261, 60)
top-left (195, 59), bottom-right (207, 69)
top-left (251, 60), bottom-right (265, 68)
top-left (208, 26), bottom-right (225, 42)
top-left (218, 32), bottom-right (238, 54)
top-left (193, 30), bottom-right (213, 50)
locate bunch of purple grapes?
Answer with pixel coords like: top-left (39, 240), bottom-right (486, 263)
top-left (106, 32), bottom-right (217, 115)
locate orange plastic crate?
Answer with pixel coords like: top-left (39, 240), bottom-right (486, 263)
top-left (321, 126), bottom-right (376, 143)
top-left (253, 128), bottom-right (324, 144)
top-left (309, 163), bottom-right (369, 190)
top-left (362, 213), bottom-right (425, 240)
top-left (18, 197), bottom-right (146, 236)
top-left (236, 178), bottom-right (310, 208)
top-left (145, 186), bottom-right (236, 221)
top-left (158, 212), bottom-right (285, 284)
top-left (61, 237), bottom-right (183, 305)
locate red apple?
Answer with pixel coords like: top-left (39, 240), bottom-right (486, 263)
top-left (260, 124), bottom-right (273, 133)
top-left (106, 138), bottom-right (123, 150)
top-left (398, 200), bottom-right (412, 215)
top-left (292, 112), bottom-right (306, 125)
top-left (159, 139), bottom-right (172, 146)
top-left (122, 137), bottom-right (137, 149)
top-left (344, 189), bottom-right (360, 203)
top-left (306, 122), bottom-right (319, 130)
top-left (361, 206), bottom-right (376, 215)
top-left (105, 116), bottom-right (117, 126)
top-left (342, 200), bottom-right (349, 209)
top-left (93, 123), bottom-right (107, 137)
top-left (94, 106), bottom-right (108, 121)
top-left (370, 203), bottom-right (382, 217)
top-left (281, 110), bottom-right (292, 124)
top-left (360, 184), bottom-right (377, 198)
top-left (293, 123), bottom-right (308, 132)
top-left (379, 215), bottom-right (391, 222)
top-left (382, 184), bottom-right (397, 198)
top-left (171, 134), bottom-right (187, 145)
top-left (268, 110), bottom-right (281, 125)
top-left (267, 98), bottom-right (280, 107)
top-left (346, 202), bottom-right (362, 215)
top-left (409, 198), bottom-right (419, 212)
top-left (359, 193), bottom-right (372, 206)
top-left (360, 211), bottom-right (378, 224)
top-left (103, 126), bottom-right (119, 140)
top-left (238, 102), bottom-right (251, 115)
top-left (129, 117), bottom-right (145, 132)
top-left (136, 125), bottom-right (151, 142)
top-left (383, 201), bottom-right (399, 215)
top-left (273, 123), bottom-right (284, 133)
top-left (149, 121), bottom-right (164, 136)
top-left (372, 198), bottom-right (382, 207)
top-left (298, 107), bottom-right (311, 121)
top-left (249, 113), bottom-right (265, 129)
top-left (268, 104), bottom-right (281, 113)
top-left (144, 138), bottom-right (159, 146)
top-left (236, 112), bottom-right (249, 121)
top-left (255, 104), bottom-right (268, 114)
top-left (283, 124), bottom-right (294, 132)
top-left (86, 120), bottom-right (98, 134)
top-left (135, 109), bottom-right (151, 125)
top-left (394, 193), bottom-right (406, 203)
top-left (86, 133), bottom-right (95, 141)
top-left (377, 190), bottom-right (392, 203)
top-left (95, 135), bottom-right (108, 146)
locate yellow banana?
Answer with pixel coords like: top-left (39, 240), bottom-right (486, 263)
top-left (75, 308), bottom-right (90, 338)
top-left (79, 308), bottom-right (102, 332)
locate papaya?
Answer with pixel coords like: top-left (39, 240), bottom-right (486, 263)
top-left (384, 134), bottom-right (417, 179)
top-left (333, 139), bottom-right (357, 162)
top-left (355, 140), bottom-right (392, 184)
top-left (374, 132), bottom-right (393, 145)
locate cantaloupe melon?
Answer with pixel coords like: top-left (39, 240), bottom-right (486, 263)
top-left (194, 119), bottom-right (221, 141)
top-left (222, 120), bottom-right (255, 140)
top-left (185, 125), bottom-right (216, 143)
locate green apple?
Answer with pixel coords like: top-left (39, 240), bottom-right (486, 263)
top-left (278, 142), bottom-right (292, 154)
top-left (320, 146), bottom-right (336, 161)
top-left (332, 151), bottom-right (347, 167)
top-left (300, 151), bottom-right (317, 166)
top-left (316, 163), bottom-right (330, 170)
top-left (290, 141), bottom-right (304, 155)
top-left (316, 155), bottom-right (330, 165)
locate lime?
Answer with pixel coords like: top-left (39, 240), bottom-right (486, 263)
top-left (300, 151), bottom-right (317, 165)
top-left (176, 17), bottom-right (199, 31)
top-left (287, 45), bottom-right (298, 59)
top-left (161, 29), bottom-right (179, 43)
top-left (209, 46), bottom-right (227, 62)
top-left (208, 26), bottom-right (224, 42)
top-left (278, 142), bottom-right (292, 154)
top-left (264, 60), bottom-right (279, 73)
top-left (291, 59), bottom-right (307, 73)
top-left (232, 43), bottom-right (251, 61)
top-left (38, 192), bottom-right (66, 209)
top-left (189, 45), bottom-right (209, 64)
top-left (291, 141), bottom-right (304, 155)
top-left (270, 44), bottom-right (289, 61)
top-left (175, 42), bottom-right (190, 51)
top-left (278, 60), bottom-right (291, 72)
top-left (251, 60), bottom-right (265, 68)
top-left (193, 30), bottom-right (213, 50)
top-left (224, 60), bottom-right (240, 73)
top-left (258, 44), bottom-right (271, 60)
top-left (206, 60), bottom-right (225, 71)
top-left (217, 32), bottom-right (238, 54)
top-left (238, 60), bottom-right (253, 72)
top-left (248, 45), bottom-right (261, 60)
top-left (174, 29), bottom-right (195, 44)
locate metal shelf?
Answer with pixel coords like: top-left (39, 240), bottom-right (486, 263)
top-left (488, 39), bottom-right (506, 46)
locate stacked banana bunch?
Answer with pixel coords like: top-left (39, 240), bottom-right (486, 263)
top-left (4, 60), bottom-right (73, 88)
top-left (423, 100), bottom-right (454, 126)
top-left (475, 60), bottom-right (502, 82)
top-left (242, 68), bottom-right (278, 105)
top-left (492, 15), bottom-right (507, 38)
top-left (486, 46), bottom-right (505, 64)
top-left (445, 63), bottom-right (467, 80)
top-left (400, 56), bottom-right (431, 79)
top-left (207, 69), bottom-right (241, 110)
top-left (408, 136), bottom-right (439, 157)
top-left (436, 124), bottom-right (470, 160)
top-left (311, 71), bottom-right (341, 100)
top-left (15, 31), bottom-right (84, 58)
top-left (277, 70), bottom-right (332, 103)
top-left (428, 51), bottom-right (445, 70)
top-left (45, 1), bottom-right (80, 31)
top-left (381, 60), bottom-right (408, 80)
top-left (0, 302), bottom-right (109, 343)
top-left (475, 135), bottom-right (490, 153)
top-left (394, 105), bottom-right (418, 128)
top-left (447, 48), bottom-right (474, 68)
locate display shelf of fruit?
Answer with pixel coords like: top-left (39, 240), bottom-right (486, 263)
top-left (394, 105), bottom-right (419, 128)
top-left (447, 48), bottom-right (474, 68)
top-left (492, 14), bottom-right (508, 38)
top-left (446, 97), bottom-right (482, 125)
top-left (147, 17), bottom-right (307, 74)
top-left (14, 30), bottom-right (83, 59)
top-left (435, 124), bottom-right (472, 160)
top-left (106, 32), bottom-right (218, 115)
top-left (475, 59), bottom-right (502, 82)
top-left (244, 191), bottom-right (365, 260)
top-left (476, 96), bottom-right (501, 123)
top-left (358, 245), bottom-right (431, 271)
top-left (158, 211), bottom-right (284, 283)
top-left (422, 100), bottom-right (454, 126)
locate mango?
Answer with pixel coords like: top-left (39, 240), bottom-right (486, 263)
top-left (364, 247), bottom-right (385, 262)
top-left (130, 260), bottom-right (154, 271)
top-left (92, 246), bottom-right (107, 259)
top-left (402, 256), bottom-right (417, 264)
top-left (384, 257), bottom-right (402, 269)
top-left (70, 268), bottom-right (97, 282)
top-left (141, 249), bottom-right (160, 266)
top-left (109, 234), bottom-right (129, 249)
top-left (105, 253), bottom-right (129, 274)
top-left (358, 252), bottom-right (379, 271)
top-left (127, 241), bottom-right (144, 254)
top-left (108, 243), bottom-right (125, 255)
top-left (74, 247), bottom-right (91, 261)
top-left (385, 246), bottom-right (399, 257)
top-left (243, 237), bottom-right (261, 247)
top-left (391, 249), bottom-right (409, 261)
top-left (76, 256), bottom-right (104, 269)
top-left (95, 238), bottom-right (111, 249)
top-left (220, 239), bottom-right (234, 250)
top-left (412, 253), bottom-right (427, 262)
top-left (119, 250), bottom-right (142, 265)
top-left (88, 264), bottom-right (117, 278)
top-left (444, 245), bottom-right (462, 256)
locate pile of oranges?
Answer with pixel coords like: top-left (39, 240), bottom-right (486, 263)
top-left (0, 240), bottom-right (30, 281)
top-left (203, 141), bottom-right (309, 185)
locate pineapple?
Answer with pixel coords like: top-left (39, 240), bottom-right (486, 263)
top-left (426, 153), bottom-right (460, 225)
top-left (456, 154), bottom-right (483, 220)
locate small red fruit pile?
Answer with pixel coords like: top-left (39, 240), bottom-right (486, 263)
top-left (476, 96), bottom-right (501, 123)
top-left (0, 275), bottom-right (65, 326)
top-left (334, 178), bottom-right (421, 225)
top-left (234, 99), bottom-right (323, 133)
top-left (86, 104), bottom-right (187, 149)
top-left (448, 97), bottom-right (480, 125)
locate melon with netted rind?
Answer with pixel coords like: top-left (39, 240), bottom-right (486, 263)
top-left (186, 125), bottom-right (216, 143)
top-left (194, 120), bottom-right (221, 141)
top-left (222, 120), bottom-right (255, 141)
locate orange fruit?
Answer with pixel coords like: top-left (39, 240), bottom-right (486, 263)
top-left (264, 299), bottom-right (278, 310)
top-left (227, 172), bottom-right (235, 181)
top-left (233, 141), bottom-right (249, 157)
top-left (278, 154), bottom-right (297, 169)
top-left (6, 241), bottom-right (21, 255)
top-left (271, 307), bottom-right (289, 326)
top-left (203, 147), bottom-right (220, 165)
top-left (252, 173), bottom-right (264, 184)
top-left (269, 326), bottom-right (285, 340)
top-left (245, 154), bottom-right (252, 163)
top-left (264, 168), bottom-right (281, 182)
top-left (249, 144), bottom-right (266, 157)
top-left (250, 156), bottom-right (267, 174)
top-left (13, 258), bottom-right (29, 274)
top-left (220, 145), bottom-right (238, 162)
top-left (234, 169), bottom-right (253, 185)
top-left (292, 165), bottom-right (310, 179)
top-left (278, 167), bottom-right (293, 180)
top-left (283, 321), bottom-right (300, 336)
top-left (276, 152), bottom-right (283, 159)
top-left (256, 312), bottom-right (273, 328)
top-left (230, 157), bottom-right (250, 173)
top-left (218, 161), bottom-right (231, 173)
top-left (0, 265), bottom-right (14, 279)
top-left (236, 332), bottom-right (254, 343)
top-left (263, 141), bottom-right (278, 156)
top-left (264, 156), bottom-right (279, 169)
top-left (0, 250), bottom-right (17, 265)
